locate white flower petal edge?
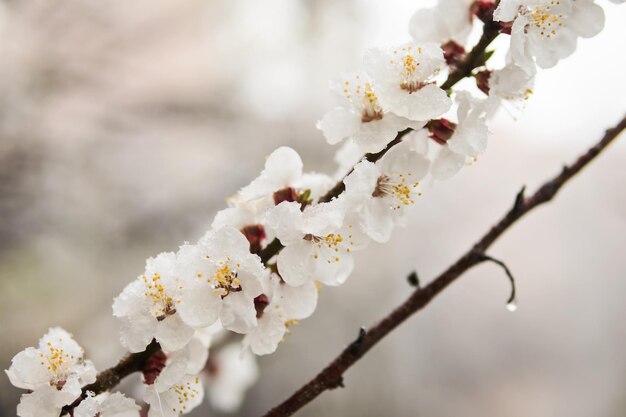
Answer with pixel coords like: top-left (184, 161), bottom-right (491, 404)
top-left (244, 275), bottom-right (318, 355)
top-left (205, 342), bottom-right (259, 413)
top-left (74, 392), bottom-right (140, 417)
top-left (344, 139), bottom-right (430, 242)
top-left (409, 0), bottom-right (473, 45)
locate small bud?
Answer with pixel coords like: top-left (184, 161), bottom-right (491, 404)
top-left (142, 349), bottom-right (166, 385)
top-left (254, 294), bottom-right (270, 318)
top-left (475, 70), bottom-right (492, 95)
top-left (470, 0), bottom-right (495, 24)
top-left (241, 224), bottom-right (266, 255)
top-left (273, 187), bottom-right (298, 205)
top-left (499, 21), bottom-right (513, 35)
top-left (442, 40), bottom-right (466, 68)
top-left (426, 119), bottom-right (457, 145)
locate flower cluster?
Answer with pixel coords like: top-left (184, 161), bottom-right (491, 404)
top-left (6, 0), bottom-right (616, 415)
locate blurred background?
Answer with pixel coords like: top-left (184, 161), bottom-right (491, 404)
top-left (1, 0), bottom-right (625, 416)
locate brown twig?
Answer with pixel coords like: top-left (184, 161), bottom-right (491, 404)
top-left (61, 340), bottom-right (161, 415)
top-left (440, 23), bottom-right (500, 91)
top-left (260, 114), bottom-right (626, 417)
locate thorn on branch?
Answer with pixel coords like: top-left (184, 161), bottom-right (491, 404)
top-left (329, 376), bottom-right (345, 389)
top-left (407, 271), bottom-right (420, 288)
top-left (348, 327), bottom-right (367, 356)
top-left (476, 253), bottom-right (517, 309)
top-left (513, 186), bottom-right (526, 211)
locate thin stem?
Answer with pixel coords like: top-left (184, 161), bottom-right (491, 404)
top-left (260, 114), bottom-right (626, 417)
top-left (61, 340), bottom-right (161, 415)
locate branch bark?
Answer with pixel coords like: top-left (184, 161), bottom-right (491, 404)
top-left (61, 340), bottom-right (161, 414)
top-left (260, 114), bottom-right (626, 417)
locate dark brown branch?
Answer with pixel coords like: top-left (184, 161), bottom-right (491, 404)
top-left (261, 114), bottom-right (626, 417)
top-left (440, 23), bottom-right (500, 90)
top-left (61, 341), bottom-right (161, 415)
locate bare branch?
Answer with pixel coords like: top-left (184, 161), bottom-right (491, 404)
top-left (260, 114), bottom-right (626, 417)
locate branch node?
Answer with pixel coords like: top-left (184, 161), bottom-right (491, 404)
top-left (476, 253), bottom-right (517, 308)
top-left (333, 376), bottom-right (345, 389)
top-left (513, 186), bottom-right (526, 211)
top-left (407, 271), bottom-right (420, 288)
top-left (348, 327), bottom-right (367, 356)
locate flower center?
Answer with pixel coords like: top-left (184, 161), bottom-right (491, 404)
top-left (170, 377), bottom-right (201, 415)
top-left (391, 47), bottom-right (431, 93)
top-left (143, 273), bottom-right (177, 321)
top-left (360, 83), bottom-right (384, 122)
top-left (373, 174), bottom-right (419, 209)
top-left (212, 263), bottom-right (241, 297)
top-left (342, 76), bottom-right (384, 123)
top-left (38, 341), bottom-right (75, 388)
top-left (527, 2), bottom-right (564, 38)
top-left (304, 228), bottom-right (358, 263)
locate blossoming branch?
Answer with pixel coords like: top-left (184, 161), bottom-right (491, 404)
top-left (5, 0), bottom-right (624, 416)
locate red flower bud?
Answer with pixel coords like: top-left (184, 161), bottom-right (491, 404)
top-left (499, 21), bottom-right (513, 35)
top-left (241, 224), bottom-right (266, 255)
top-left (273, 187), bottom-right (298, 205)
top-left (254, 294), bottom-right (270, 318)
top-left (442, 40), bottom-right (466, 68)
top-left (471, 0), bottom-right (496, 24)
top-left (142, 349), bottom-right (167, 385)
top-left (426, 119), bottom-right (458, 145)
top-left (475, 70), bottom-right (492, 95)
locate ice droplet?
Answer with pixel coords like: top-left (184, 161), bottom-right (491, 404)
top-left (506, 301), bottom-right (517, 312)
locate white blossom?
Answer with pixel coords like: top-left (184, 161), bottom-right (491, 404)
top-left (145, 374), bottom-right (204, 417)
top-left (489, 64), bottom-right (535, 103)
top-left (243, 274), bottom-right (318, 355)
top-left (364, 42), bottom-right (452, 122)
top-left (205, 342), bottom-right (259, 413)
top-left (6, 328), bottom-right (96, 417)
top-left (344, 140), bottom-right (430, 242)
top-left (409, 0), bottom-right (473, 45)
top-left (237, 146), bottom-right (333, 205)
top-left (113, 252), bottom-right (194, 353)
top-left (408, 92), bottom-right (490, 181)
top-left (494, 0), bottom-right (605, 72)
top-left (446, 92), bottom-right (490, 157)
top-left (176, 227), bottom-right (267, 334)
top-left (317, 72), bottom-right (424, 154)
top-left (409, 129), bottom-right (466, 181)
top-left (140, 330), bottom-right (213, 417)
top-left (74, 392), bottom-right (140, 417)
top-left (266, 198), bottom-right (369, 286)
